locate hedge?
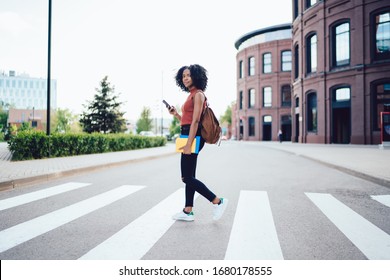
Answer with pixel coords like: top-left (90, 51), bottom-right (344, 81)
top-left (7, 131), bottom-right (167, 161)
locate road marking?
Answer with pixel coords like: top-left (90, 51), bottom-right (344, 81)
top-left (0, 182), bottom-right (91, 211)
top-left (224, 191), bottom-right (284, 260)
top-left (371, 195), bottom-right (390, 208)
top-left (306, 193), bottom-right (390, 260)
top-left (80, 188), bottom-right (199, 260)
top-left (0, 185), bottom-right (145, 253)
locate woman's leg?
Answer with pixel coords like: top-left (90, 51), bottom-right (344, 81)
top-left (181, 153), bottom-right (216, 209)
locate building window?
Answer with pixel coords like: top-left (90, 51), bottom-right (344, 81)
top-left (293, 0), bottom-right (299, 20)
top-left (372, 10), bottom-right (390, 60)
top-left (335, 87), bottom-right (351, 102)
top-left (307, 92), bottom-right (317, 132)
top-left (263, 53), bottom-right (272, 73)
top-left (281, 85), bottom-right (292, 107)
top-left (306, 0), bottom-right (316, 9)
top-left (239, 91), bottom-right (243, 109)
top-left (306, 33), bottom-right (317, 74)
top-left (332, 22), bottom-right (350, 67)
top-left (294, 44), bottom-right (299, 80)
top-left (248, 117), bottom-right (255, 136)
top-left (248, 89), bottom-right (255, 108)
top-left (263, 115), bottom-right (272, 122)
top-left (263, 87), bottom-right (272, 107)
top-left (239, 61), bottom-right (244, 78)
top-left (372, 81), bottom-right (390, 130)
top-left (281, 50), bottom-right (292, 71)
top-left (248, 57), bottom-right (255, 76)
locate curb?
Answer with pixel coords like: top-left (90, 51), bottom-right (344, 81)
top-left (0, 151), bottom-right (176, 192)
top-left (299, 155), bottom-right (390, 189)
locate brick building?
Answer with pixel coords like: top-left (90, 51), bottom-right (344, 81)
top-left (235, 24), bottom-right (293, 141)
top-left (235, 0), bottom-right (390, 144)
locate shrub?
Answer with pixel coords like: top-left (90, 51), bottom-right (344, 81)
top-left (7, 131), bottom-right (166, 161)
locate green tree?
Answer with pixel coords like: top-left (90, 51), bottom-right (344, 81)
top-left (220, 103), bottom-right (233, 125)
top-left (54, 108), bottom-right (81, 133)
top-left (80, 76), bottom-right (126, 134)
top-left (169, 106), bottom-right (181, 136)
top-left (0, 102), bottom-right (8, 133)
top-left (136, 107), bottom-right (153, 134)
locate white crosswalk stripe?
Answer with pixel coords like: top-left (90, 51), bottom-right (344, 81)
top-left (80, 188), bottom-right (199, 260)
top-left (0, 182), bottom-right (91, 211)
top-left (371, 195), bottom-right (390, 208)
top-left (225, 190), bottom-right (283, 260)
top-left (1, 181), bottom-right (389, 260)
top-left (0, 185), bottom-right (145, 253)
top-left (306, 193), bottom-right (390, 260)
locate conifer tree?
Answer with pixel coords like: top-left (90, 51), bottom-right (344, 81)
top-left (80, 76), bottom-right (126, 134)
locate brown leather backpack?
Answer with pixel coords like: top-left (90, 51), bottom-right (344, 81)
top-left (200, 98), bottom-right (222, 144)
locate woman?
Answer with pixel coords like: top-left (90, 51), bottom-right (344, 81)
top-left (168, 64), bottom-right (228, 222)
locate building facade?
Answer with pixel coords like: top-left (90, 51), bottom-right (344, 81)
top-left (235, 0), bottom-right (390, 145)
top-left (292, 0), bottom-right (390, 144)
top-left (0, 70), bottom-right (57, 110)
top-left (235, 24), bottom-right (293, 141)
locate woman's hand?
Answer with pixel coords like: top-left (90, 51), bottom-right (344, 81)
top-left (181, 144), bottom-right (192, 155)
top-left (168, 106), bottom-right (176, 115)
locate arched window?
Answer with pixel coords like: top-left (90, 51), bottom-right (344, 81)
top-left (248, 117), bottom-right (255, 136)
top-left (306, 33), bottom-right (317, 74)
top-left (281, 85), bottom-right (291, 107)
top-left (239, 91), bottom-right (243, 109)
top-left (248, 57), bottom-right (255, 76)
top-left (331, 21), bottom-right (350, 67)
top-left (239, 60), bottom-right (244, 78)
top-left (305, 0), bottom-right (317, 10)
top-left (263, 87), bottom-right (272, 107)
top-left (294, 44), bottom-right (299, 80)
top-left (371, 9), bottom-right (390, 61)
top-left (248, 89), bottom-right (255, 108)
top-left (307, 92), bottom-right (317, 132)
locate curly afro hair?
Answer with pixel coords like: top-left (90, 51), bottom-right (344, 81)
top-left (175, 64), bottom-right (208, 92)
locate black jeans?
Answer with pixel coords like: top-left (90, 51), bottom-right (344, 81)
top-left (180, 125), bottom-right (216, 207)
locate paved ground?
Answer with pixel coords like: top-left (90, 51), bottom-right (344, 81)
top-left (0, 141), bottom-right (389, 190)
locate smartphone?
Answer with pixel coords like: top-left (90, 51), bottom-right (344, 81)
top-left (162, 100), bottom-right (171, 109)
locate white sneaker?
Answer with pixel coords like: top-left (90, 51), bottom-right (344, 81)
top-left (172, 210), bottom-right (195, 222)
top-left (213, 198), bottom-right (228, 221)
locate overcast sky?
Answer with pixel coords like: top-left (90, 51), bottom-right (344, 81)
top-left (1, 0), bottom-right (292, 120)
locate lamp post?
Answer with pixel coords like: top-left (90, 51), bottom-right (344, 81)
top-left (46, 0), bottom-right (52, 136)
top-left (161, 71), bottom-right (163, 136)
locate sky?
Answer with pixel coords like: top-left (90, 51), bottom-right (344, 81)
top-left (0, 0), bottom-right (292, 121)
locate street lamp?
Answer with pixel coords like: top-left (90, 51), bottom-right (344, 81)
top-left (46, 0), bottom-right (52, 136)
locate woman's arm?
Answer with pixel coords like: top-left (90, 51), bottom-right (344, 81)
top-left (182, 91), bottom-right (205, 154)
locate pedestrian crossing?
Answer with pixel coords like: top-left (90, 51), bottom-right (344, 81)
top-left (306, 193), bottom-right (390, 260)
top-left (79, 189), bottom-right (199, 260)
top-left (0, 182), bottom-right (389, 259)
top-left (0, 184), bottom-right (146, 253)
top-left (224, 191), bottom-right (283, 260)
top-left (0, 182), bottom-right (91, 211)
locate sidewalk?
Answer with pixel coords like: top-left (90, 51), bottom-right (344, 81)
top-left (0, 142), bottom-right (176, 190)
top-left (1, 141), bottom-right (389, 191)
top-left (253, 141), bottom-right (390, 188)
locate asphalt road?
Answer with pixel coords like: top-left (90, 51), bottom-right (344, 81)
top-left (0, 141), bottom-right (389, 260)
